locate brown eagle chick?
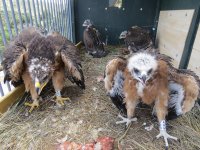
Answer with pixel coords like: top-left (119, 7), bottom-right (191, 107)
top-left (119, 26), bottom-right (155, 54)
top-left (104, 52), bottom-right (200, 148)
top-left (2, 32), bottom-right (55, 112)
top-left (2, 28), bottom-right (85, 112)
top-left (83, 19), bottom-right (108, 58)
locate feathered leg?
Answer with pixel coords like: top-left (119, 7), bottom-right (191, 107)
top-left (52, 68), bottom-right (70, 106)
top-left (116, 100), bottom-right (138, 127)
top-left (155, 92), bottom-right (178, 149)
top-left (22, 72), bottom-right (39, 112)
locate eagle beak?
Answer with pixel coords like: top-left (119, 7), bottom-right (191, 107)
top-left (35, 81), bottom-right (41, 95)
top-left (35, 81), bottom-right (48, 95)
top-left (141, 75), bottom-right (147, 84)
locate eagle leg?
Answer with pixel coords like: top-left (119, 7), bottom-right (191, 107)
top-left (52, 69), bottom-right (71, 106)
top-left (24, 99), bottom-right (39, 113)
top-left (116, 114), bottom-right (137, 127)
top-left (155, 92), bottom-right (178, 149)
top-left (55, 95), bottom-right (71, 106)
top-left (156, 127), bottom-right (178, 149)
top-left (116, 99), bottom-right (138, 127)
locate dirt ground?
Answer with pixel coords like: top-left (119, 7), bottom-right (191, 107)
top-left (0, 46), bottom-right (200, 150)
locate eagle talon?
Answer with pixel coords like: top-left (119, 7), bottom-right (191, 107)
top-left (24, 100), bottom-right (39, 113)
top-left (156, 130), bottom-right (178, 148)
top-left (116, 114), bottom-right (137, 127)
top-left (56, 96), bottom-right (71, 106)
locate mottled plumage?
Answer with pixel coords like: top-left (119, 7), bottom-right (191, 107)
top-left (2, 27), bottom-right (85, 112)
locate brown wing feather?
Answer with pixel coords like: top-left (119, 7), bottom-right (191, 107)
top-left (156, 53), bottom-right (200, 99)
top-left (104, 57), bottom-right (127, 114)
top-left (60, 45), bottom-right (85, 89)
top-left (47, 32), bottom-right (85, 89)
top-left (2, 27), bottom-right (44, 87)
top-left (104, 57), bottom-right (127, 92)
top-left (2, 40), bottom-right (27, 87)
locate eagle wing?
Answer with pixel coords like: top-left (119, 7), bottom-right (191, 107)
top-left (47, 32), bottom-right (85, 89)
top-left (2, 39), bottom-right (27, 87)
top-left (155, 53), bottom-right (200, 120)
top-left (60, 44), bottom-right (85, 89)
top-left (104, 57), bottom-right (127, 114)
top-left (2, 27), bottom-right (45, 87)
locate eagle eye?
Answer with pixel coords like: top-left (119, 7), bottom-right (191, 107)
top-left (147, 69), bottom-right (153, 75)
top-left (133, 68), bottom-right (140, 74)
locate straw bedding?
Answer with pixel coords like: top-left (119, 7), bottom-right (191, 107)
top-left (0, 46), bottom-right (200, 150)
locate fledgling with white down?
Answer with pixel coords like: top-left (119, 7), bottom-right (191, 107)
top-left (104, 51), bottom-right (200, 149)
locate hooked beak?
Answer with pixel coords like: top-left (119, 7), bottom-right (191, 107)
top-left (35, 81), bottom-right (41, 95)
top-left (141, 75), bottom-right (147, 85)
top-left (35, 81), bottom-right (48, 95)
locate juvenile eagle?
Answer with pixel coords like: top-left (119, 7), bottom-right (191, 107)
top-left (2, 27), bottom-right (85, 112)
top-left (83, 19), bottom-right (108, 58)
top-left (104, 51), bottom-right (200, 148)
top-left (119, 26), bottom-right (154, 54)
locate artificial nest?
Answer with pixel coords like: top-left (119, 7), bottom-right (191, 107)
top-left (0, 46), bottom-right (200, 150)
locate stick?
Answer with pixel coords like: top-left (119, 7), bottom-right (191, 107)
top-left (117, 123), bottom-right (131, 150)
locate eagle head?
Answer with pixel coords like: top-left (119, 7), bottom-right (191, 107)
top-left (82, 19), bottom-right (93, 27)
top-left (119, 31), bottom-right (128, 39)
top-left (28, 57), bottom-right (54, 95)
top-left (127, 53), bottom-right (158, 85)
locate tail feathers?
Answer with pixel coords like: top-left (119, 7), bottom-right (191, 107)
top-left (167, 82), bottom-right (184, 120)
top-left (110, 94), bottom-right (127, 115)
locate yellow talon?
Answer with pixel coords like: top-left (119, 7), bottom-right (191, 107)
top-left (24, 100), bottom-right (39, 113)
top-left (56, 96), bottom-right (71, 106)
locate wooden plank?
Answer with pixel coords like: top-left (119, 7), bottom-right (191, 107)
top-left (0, 84), bottom-right (25, 114)
top-left (0, 65), bottom-right (3, 72)
top-left (156, 10), bottom-right (194, 67)
top-left (188, 24), bottom-right (200, 77)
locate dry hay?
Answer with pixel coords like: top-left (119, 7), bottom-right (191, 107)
top-left (0, 46), bottom-right (200, 150)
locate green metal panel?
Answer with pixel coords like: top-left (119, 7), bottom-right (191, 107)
top-left (74, 0), bottom-right (159, 44)
top-left (161, 0), bottom-right (200, 10)
top-left (179, 7), bottom-right (200, 69)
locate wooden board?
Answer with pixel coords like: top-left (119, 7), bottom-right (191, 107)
top-left (156, 10), bottom-right (194, 67)
top-left (0, 84), bottom-right (25, 114)
top-left (188, 24), bottom-right (200, 77)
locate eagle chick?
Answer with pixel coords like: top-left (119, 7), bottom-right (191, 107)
top-left (119, 26), bottom-right (155, 54)
top-left (2, 27), bottom-right (85, 112)
top-left (104, 51), bottom-right (200, 148)
top-left (83, 19), bottom-right (108, 58)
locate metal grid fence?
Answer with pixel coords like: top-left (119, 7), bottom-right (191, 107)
top-left (0, 0), bottom-right (74, 97)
